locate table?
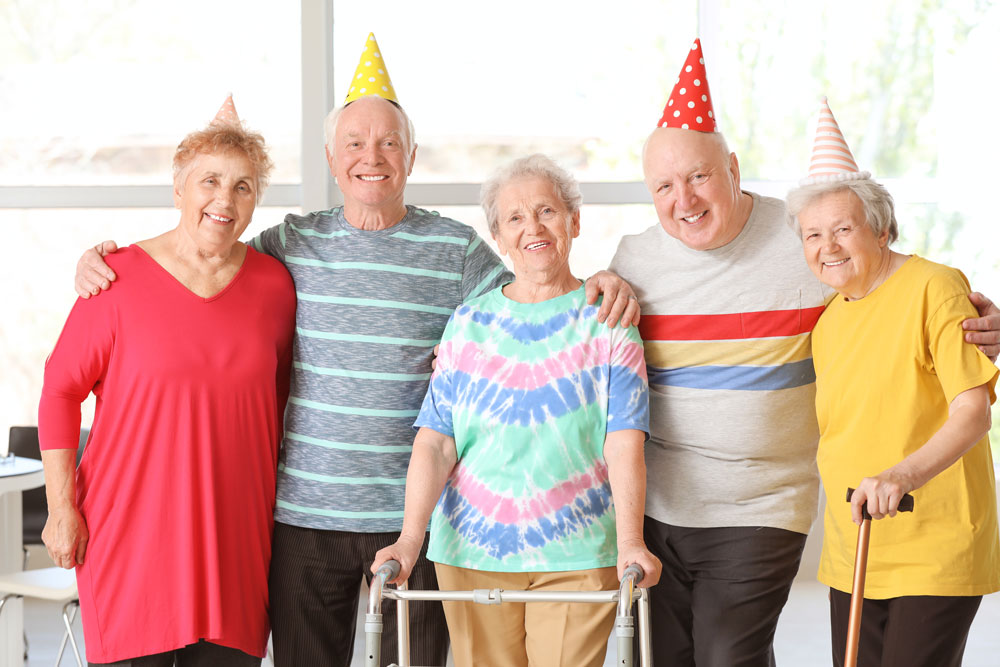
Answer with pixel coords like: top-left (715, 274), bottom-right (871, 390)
top-left (0, 456), bottom-right (45, 667)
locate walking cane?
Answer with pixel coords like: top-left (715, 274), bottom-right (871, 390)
top-left (843, 487), bottom-right (914, 667)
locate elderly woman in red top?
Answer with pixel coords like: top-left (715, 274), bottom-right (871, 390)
top-left (38, 98), bottom-right (295, 666)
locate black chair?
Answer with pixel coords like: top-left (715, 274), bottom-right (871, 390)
top-left (7, 426), bottom-right (89, 549)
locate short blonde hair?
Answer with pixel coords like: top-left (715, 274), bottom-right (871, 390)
top-left (173, 122), bottom-right (274, 203)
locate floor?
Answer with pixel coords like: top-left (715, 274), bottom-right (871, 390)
top-left (19, 548), bottom-right (1000, 667)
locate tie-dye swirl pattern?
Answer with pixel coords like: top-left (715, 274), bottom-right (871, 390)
top-left (415, 285), bottom-right (649, 572)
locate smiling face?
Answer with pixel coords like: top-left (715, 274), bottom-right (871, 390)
top-left (643, 127), bottom-right (747, 250)
top-left (799, 188), bottom-right (890, 299)
top-left (326, 96), bottom-right (415, 218)
top-left (492, 175), bottom-right (580, 281)
top-left (173, 150), bottom-right (257, 252)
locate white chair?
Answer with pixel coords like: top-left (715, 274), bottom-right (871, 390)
top-left (0, 567), bottom-right (82, 666)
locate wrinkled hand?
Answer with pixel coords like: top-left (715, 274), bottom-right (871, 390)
top-left (75, 240), bottom-right (119, 299)
top-left (850, 470), bottom-right (915, 525)
top-left (585, 270), bottom-right (641, 328)
top-left (42, 507), bottom-right (89, 569)
top-left (371, 534), bottom-right (424, 585)
top-left (963, 292), bottom-right (1000, 362)
top-left (617, 539), bottom-right (662, 588)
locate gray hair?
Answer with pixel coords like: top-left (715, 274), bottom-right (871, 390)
top-left (323, 99), bottom-right (416, 164)
top-left (786, 178), bottom-right (898, 244)
top-left (481, 154), bottom-right (582, 236)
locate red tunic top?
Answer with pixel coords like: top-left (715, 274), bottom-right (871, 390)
top-left (39, 245), bottom-right (295, 662)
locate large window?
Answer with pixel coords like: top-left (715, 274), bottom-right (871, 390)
top-left (2, 0), bottom-right (999, 445)
top-left (0, 1), bottom-right (302, 186)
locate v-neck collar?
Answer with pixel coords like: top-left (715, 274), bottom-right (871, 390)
top-left (131, 244), bottom-right (252, 303)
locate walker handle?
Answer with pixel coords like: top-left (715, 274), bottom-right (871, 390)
top-left (622, 563), bottom-right (644, 585)
top-left (846, 487), bottom-right (914, 520)
top-left (375, 559), bottom-right (402, 581)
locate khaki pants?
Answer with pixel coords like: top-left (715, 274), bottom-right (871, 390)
top-left (434, 563), bottom-right (619, 667)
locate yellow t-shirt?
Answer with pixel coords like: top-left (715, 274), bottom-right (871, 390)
top-left (813, 256), bottom-right (999, 598)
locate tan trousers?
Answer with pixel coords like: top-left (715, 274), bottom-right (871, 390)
top-left (434, 563), bottom-right (619, 667)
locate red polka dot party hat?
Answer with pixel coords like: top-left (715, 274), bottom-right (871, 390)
top-left (657, 38), bottom-right (717, 132)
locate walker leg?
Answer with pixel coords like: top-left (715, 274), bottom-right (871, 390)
top-left (396, 580), bottom-right (410, 667)
top-left (365, 612), bottom-right (383, 667)
top-left (615, 613), bottom-right (635, 667)
top-left (637, 591), bottom-right (652, 666)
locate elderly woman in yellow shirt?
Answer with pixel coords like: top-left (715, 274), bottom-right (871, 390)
top-left (786, 103), bottom-right (999, 667)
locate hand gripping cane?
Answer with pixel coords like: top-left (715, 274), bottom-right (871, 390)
top-left (843, 487), bottom-right (914, 667)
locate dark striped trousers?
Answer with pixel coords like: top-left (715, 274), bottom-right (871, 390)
top-left (268, 522), bottom-right (449, 667)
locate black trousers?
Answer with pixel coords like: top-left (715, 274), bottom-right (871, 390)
top-left (89, 640), bottom-right (259, 666)
top-left (829, 588), bottom-right (982, 667)
top-left (268, 522), bottom-right (449, 667)
top-left (642, 517), bottom-right (807, 667)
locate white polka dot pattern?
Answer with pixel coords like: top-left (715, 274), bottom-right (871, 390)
top-left (656, 38), bottom-right (718, 132)
top-left (212, 94), bottom-right (240, 125)
top-left (344, 33), bottom-right (399, 104)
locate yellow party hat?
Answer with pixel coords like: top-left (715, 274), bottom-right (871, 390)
top-left (213, 94), bottom-right (240, 125)
top-left (344, 33), bottom-right (399, 104)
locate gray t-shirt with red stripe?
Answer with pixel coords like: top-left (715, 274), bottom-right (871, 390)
top-left (610, 193), bottom-right (830, 535)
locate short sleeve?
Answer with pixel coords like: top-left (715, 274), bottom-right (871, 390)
top-left (248, 220), bottom-right (289, 263)
top-left (39, 295), bottom-right (116, 451)
top-left (925, 280), bottom-right (998, 406)
top-left (413, 318), bottom-right (460, 438)
top-left (607, 323), bottom-right (650, 436)
top-left (461, 232), bottom-right (512, 301)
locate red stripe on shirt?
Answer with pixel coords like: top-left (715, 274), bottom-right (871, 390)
top-left (639, 306), bottom-right (825, 341)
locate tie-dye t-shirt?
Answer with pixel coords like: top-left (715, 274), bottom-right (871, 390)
top-left (415, 283), bottom-right (649, 572)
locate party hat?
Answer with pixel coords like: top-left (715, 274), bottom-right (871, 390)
top-left (801, 97), bottom-right (870, 184)
top-left (344, 33), bottom-right (399, 104)
top-left (213, 94), bottom-right (240, 125)
top-left (657, 39), bottom-right (717, 132)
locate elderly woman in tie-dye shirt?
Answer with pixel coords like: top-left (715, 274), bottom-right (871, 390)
top-left (372, 154), bottom-right (661, 667)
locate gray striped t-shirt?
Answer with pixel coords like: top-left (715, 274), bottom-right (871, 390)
top-left (250, 205), bottom-right (511, 532)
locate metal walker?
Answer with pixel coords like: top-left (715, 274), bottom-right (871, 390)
top-left (364, 561), bottom-right (653, 667)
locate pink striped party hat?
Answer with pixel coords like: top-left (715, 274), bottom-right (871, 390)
top-left (801, 97), bottom-right (870, 185)
top-left (213, 94), bottom-right (240, 125)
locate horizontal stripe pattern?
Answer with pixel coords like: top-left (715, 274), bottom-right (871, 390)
top-left (285, 431), bottom-right (412, 453)
top-left (295, 292), bottom-right (456, 315)
top-left (288, 396), bottom-right (420, 418)
top-left (285, 255), bottom-right (463, 281)
top-left (276, 499), bottom-right (404, 520)
top-left (249, 206), bottom-right (511, 532)
top-left (640, 306), bottom-right (823, 392)
top-left (643, 332), bottom-right (811, 368)
top-left (638, 306), bottom-right (824, 341)
top-left (294, 361), bottom-right (431, 382)
top-left (278, 463), bottom-right (406, 486)
top-left (807, 98), bottom-right (861, 178)
top-left (295, 327), bottom-right (438, 347)
top-left (648, 357), bottom-right (816, 391)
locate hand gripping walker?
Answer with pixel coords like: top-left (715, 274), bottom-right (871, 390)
top-left (365, 560), bottom-right (653, 667)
